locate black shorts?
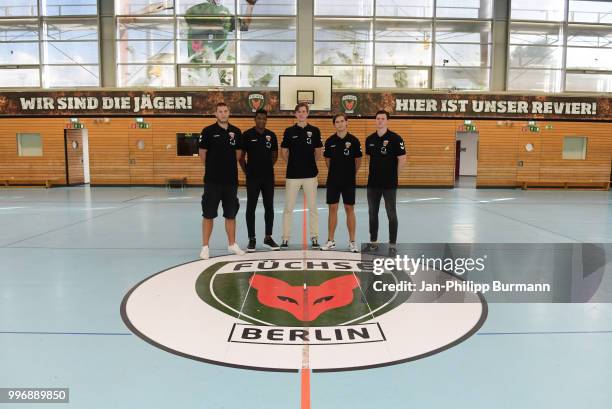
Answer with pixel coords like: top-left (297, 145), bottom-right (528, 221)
top-left (326, 184), bottom-right (356, 205)
top-left (201, 183), bottom-right (239, 219)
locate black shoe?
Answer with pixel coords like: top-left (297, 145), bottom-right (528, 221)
top-left (263, 237), bottom-right (280, 250)
top-left (280, 240), bottom-right (289, 248)
top-left (246, 238), bottom-right (256, 252)
top-left (311, 237), bottom-right (320, 249)
top-left (366, 242), bottom-right (379, 252)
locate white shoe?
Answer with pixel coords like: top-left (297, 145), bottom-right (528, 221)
top-left (320, 240), bottom-right (336, 251)
top-left (349, 241), bottom-right (359, 253)
top-left (200, 245), bottom-right (210, 260)
top-left (228, 242), bottom-right (245, 256)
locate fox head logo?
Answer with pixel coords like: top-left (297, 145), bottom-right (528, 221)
top-left (250, 275), bottom-right (360, 322)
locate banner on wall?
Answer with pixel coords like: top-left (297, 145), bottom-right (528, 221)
top-left (0, 91), bottom-right (608, 120)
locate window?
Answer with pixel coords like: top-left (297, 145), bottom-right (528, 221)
top-left (43, 0), bottom-right (98, 16)
top-left (511, 0), bottom-right (566, 22)
top-left (176, 133), bottom-right (200, 156)
top-left (566, 72), bottom-right (612, 93)
top-left (433, 20), bottom-right (491, 89)
top-left (376, 0), bottom-right (433, 18)
top-left (508, 22), bottom-right (563, 92)
top-left (569, 1), bottom-right (612, 24)
top-left (17, 133), bottom-right (42, 156)
top-left (563, 136), bottom-right (587, 160)
top-left (314, 0), bottom-right (491, 90)
top-left (116, 0), bottom-right (297, 88)
top-left (509, 0), bottom-right (612, 92)
top-left (0, 1), bottom-right (99, 88)
top-left (436, 0), bottom-right (492, 19)
top-left (0, 0), bottom-right (38, 17)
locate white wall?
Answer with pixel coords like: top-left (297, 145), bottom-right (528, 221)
top-left (82, 129), bottom-right (90, 184)
top-left (456, 132), bottom-right (478, 176)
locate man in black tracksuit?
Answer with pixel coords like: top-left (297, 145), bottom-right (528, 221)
top-left (365, 110), bottom-right (407, 248)
top-left (239, 109), bottom-right (280, 252)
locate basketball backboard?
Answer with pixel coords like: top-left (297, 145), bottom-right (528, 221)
top-left (279, 75), bottom-right (332, 112)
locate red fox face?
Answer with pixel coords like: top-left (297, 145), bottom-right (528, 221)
top-left (249, 275), bottom-right (360, 322)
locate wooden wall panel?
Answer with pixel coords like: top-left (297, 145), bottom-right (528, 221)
top-left (83, 119), bottom-right (130, 184)
top-left (128, 128), bottom-right (154, 184)
top-left (381, 120), bottom-right (457, 186)
top-left (516, 132), bottom-right (541, 183)
top-left (0, 118), bottom-right (67, 184)
top-left (2, 117), bottom-right (610, 188)
top-left (538, 122), bottom-right (611, 184)
top-left (149, 118), bottom-right (205, 185)
top-left (476, 121), bottom-right (520, 186)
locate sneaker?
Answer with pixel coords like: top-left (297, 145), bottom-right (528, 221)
top-left (366, 242), bottom-right (379, 252)
top-left (280, 240), bottom-right (289, 249)
top-left (228, 242), bottom-right (245, 256)
top-left (349, 241), bottom-right (359, 253)
top-left (388, 244), bottom-right (397, 256)
top-left (199, 245), bottom-right (210, 260)
top-left (311, 237), bottom-right (320, 249)
top-left (263, 237), bottom-right (280, 250)
top-left (320, 240), bottom-right (336, 251)
top-left (246, 238), bottom-right (256, 252)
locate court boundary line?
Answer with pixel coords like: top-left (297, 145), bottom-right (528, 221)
top-left (3, 329), bottom-right (611, 337)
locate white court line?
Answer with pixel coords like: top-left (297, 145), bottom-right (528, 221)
top-left (210, 270), bottom-right (273, 326)
top-left (75, 207), bottom-right (118, 210)
top-left (142, 197), bottom-right (193, 201)
top-left (399, 197), bottom-right (442, 203)
top-left (293, 207), bottom-right (328, 212)
top-left (479, 197), bottom-right (516, 203)
top-left (0, 207), bottom-right (27, 210)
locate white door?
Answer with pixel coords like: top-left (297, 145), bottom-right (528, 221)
top-left (456, 132), bottom-right (478, 176)
top-left (82, 129), bottom-right (91, 184)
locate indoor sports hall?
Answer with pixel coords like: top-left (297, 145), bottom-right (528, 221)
top-left (1, 1), bottom-right (611, 408)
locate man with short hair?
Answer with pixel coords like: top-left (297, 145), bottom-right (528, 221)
top-left (365, 110), bottom-right (407, 248)
top-left (198, 102), bottom-right (245, 259)
top-left (280, 102), bottom-right (323, 249)
top-left (321, 113), bottom-right (362, 253)
top-left (239, 109), bottom-right (280, 252)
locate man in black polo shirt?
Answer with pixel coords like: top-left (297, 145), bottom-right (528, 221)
top-left (238, 109), bottom-right (280, 252)
top-left (365, 110), bottom-right (407, 248)
top-left (198, 102), bottom-right (245, 259)
top-left (321, 113), bottom-right (362, 253)
top-left (280, 102), bottom-right (323, 248)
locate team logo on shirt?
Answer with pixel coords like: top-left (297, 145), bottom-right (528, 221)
top-left (381, 140), bottom-right (389, 154)
top-left (344, 141), bottom-right (352, 156)
top-left (306, 131), bottom-right (312, 145)
top-left (265, 135), bottom-right (272, 149)
top-left (248, 94), bottom-right (266, 112)
top-left (229, 132), bottom-right (236, 146)
top-left (341, 95), bottom-right (358, 114)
